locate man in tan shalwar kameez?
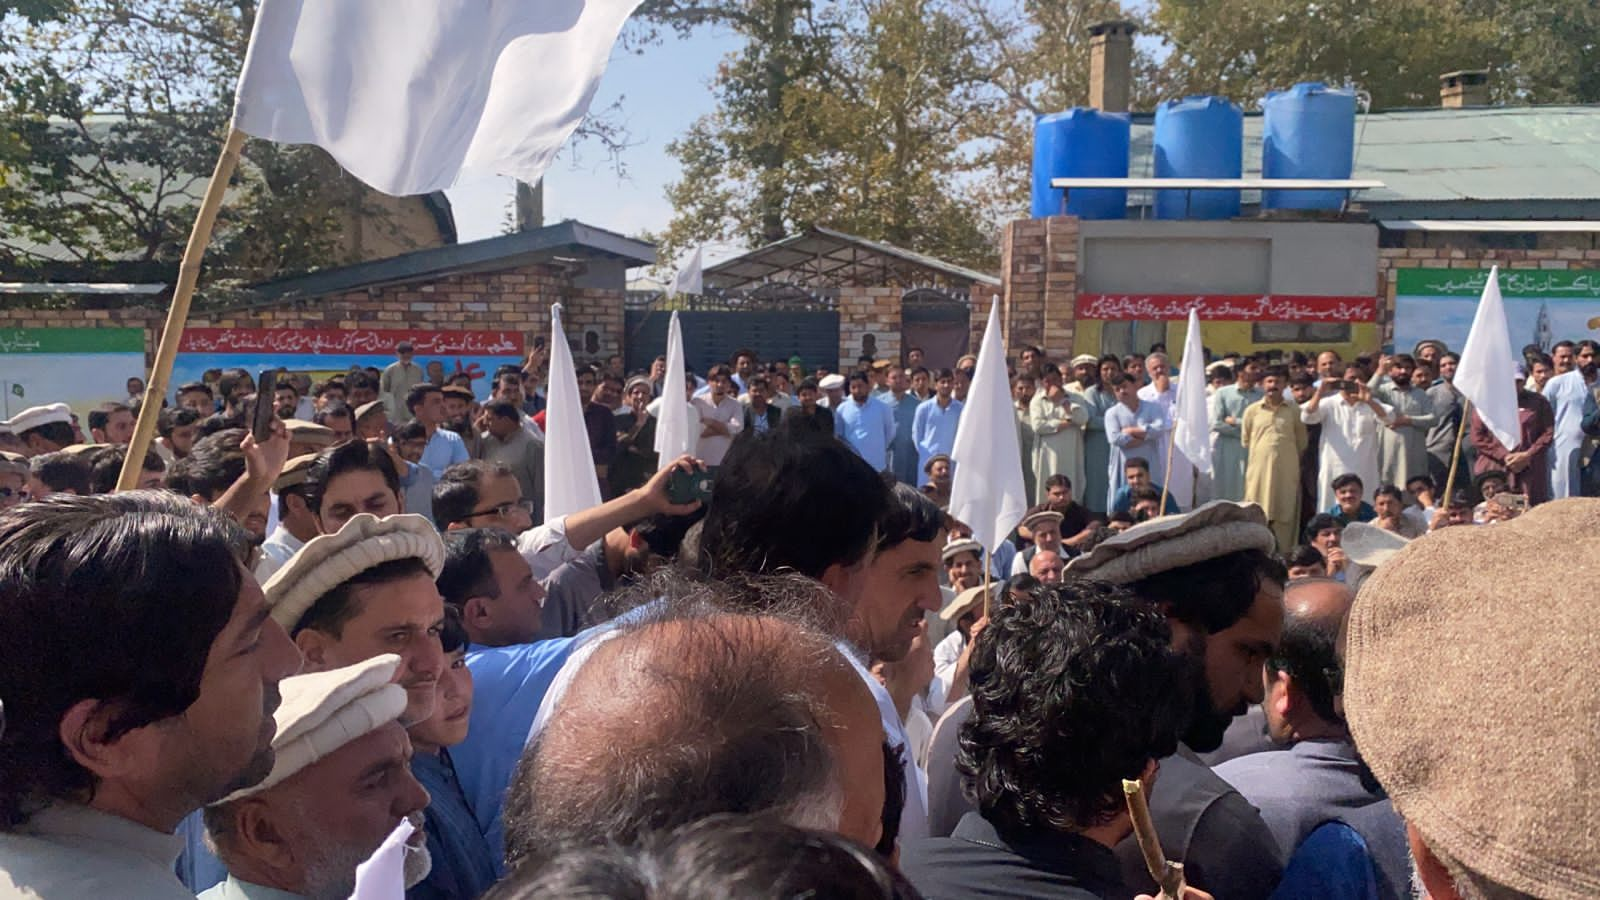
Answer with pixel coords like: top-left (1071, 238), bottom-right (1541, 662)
top-left (1029, 363), bottom-right (1088, 506)
top-left (1242, 366), bottom-right (1308, 551)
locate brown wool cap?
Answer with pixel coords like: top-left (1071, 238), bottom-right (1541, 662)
top-left (283, 419), bottom-right (335, 448)
top-left (272, 453), bottom-right (320, 493)
top-left (354, 400), bottom-right (386, 422)
top-left (1064, 500), bottom-right (1275, 584)
top-left (1345, 499), bottom-right (1600, 897)
top-left (442, 385), bottom-right (475, 401)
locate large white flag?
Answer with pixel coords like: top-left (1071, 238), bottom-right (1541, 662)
top-left (1172, 308), bottom-right (1213, 476)
top-left (1455, 265), bottom-right (1520, 451)
top-left (654, 311), bottom-right (696, 460)
top-left (670, 247), bottom-right (704, 298)
top-left (543, 304), bottom-right (604, 522)
top-left (233, 0), bottom-right (643, 196)
top-left (949, 300), bottom-right (1029, 555)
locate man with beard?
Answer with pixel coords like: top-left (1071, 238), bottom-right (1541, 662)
top-left (1370, 354), bottom-right (1436, 490)
top-left (1424, 351), bottom-right (1466, 491)
top-left (1243, 365), bottom-right (1308, 551)
top-left (201, 656), bottom-right (432, 900)
top-left (1470, 364), bottom-right (1554, 504)
top-left (1066, 501), bottom-right (1287, 900)
top-left (1029, 364), bottom-right (1088, 507)
top-left (0, 493), bottom-right (302, 898)
top-left (540, 510), bottom-right (700, 639)
top-left (1212, 355), bottom-right (1265, 502)
top-left (1068, 354), bottom-right (1118, 513)
top-left (440, 385), bottom-right (483, 459)
top-left (1542, 338), bottom-right (1598, 499)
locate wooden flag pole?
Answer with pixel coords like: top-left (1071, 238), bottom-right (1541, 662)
top-left (116, 127), bottom-right (247, 491)
top-left (1442, 397), bottom-right (1473, 507)
top-left (1157, 426), bottom-right (1177, 515)
top-left (982, 549), bottom-right (993, 619)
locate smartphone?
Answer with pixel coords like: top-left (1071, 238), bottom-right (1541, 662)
top-left (534, 336), bottom-right (547, 349)
top-left (1492, 492), bottom-right (1528, 512)
top-left (667, 466), bottom-right (715, 505)
top-left (251, 368), bottom-right (279, 441)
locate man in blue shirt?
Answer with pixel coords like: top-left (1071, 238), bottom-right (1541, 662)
top-left (1109, 458), bottom-right (1182, 516)
top-left (883, 366), bottom-right (921, 485)
top-left (410, 383), bottom-right (470, 479)
top-left (1326, 472), bottom-right (1376, 526)
top-left (913, 369), bottom-right (963, 476)
top-left (835, 371), bottom-right (896, 472)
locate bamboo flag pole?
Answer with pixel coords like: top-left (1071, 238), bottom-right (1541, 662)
top-left (1442, 397), bottom-right (1473, 506)
top-left (116, 127), bottom-right (247, 491)
top-left (982, 549), bottom-right (993, 619)
top-left (1157, 425), bottom-right (1177, 515)
top-left (1124, 778), bottom-right (1186, 900)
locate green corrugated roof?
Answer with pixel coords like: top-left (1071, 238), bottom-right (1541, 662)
top-left (1127, 104), bottom-right (1600, 208)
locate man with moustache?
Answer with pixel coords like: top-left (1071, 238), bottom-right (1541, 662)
top-left (1542, 338), bottom-right (1598, 499)
top-left (1370, 354), bottom-right (1436, 490)
top-left (1067, 501), bottom-right (1287, 900)
top-left (1069, 355), bottom-right (1119, 513)
top-left (200, 656), bottom-right (433, 900)
top-left (0, 493), bottom-right (302, 898)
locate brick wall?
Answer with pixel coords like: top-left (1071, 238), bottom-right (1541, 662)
top-left (997, 216), bottom-right (1078, 355)
top-left (1376, 245), bottom-right (1600, 346)
top-left (0, 261), bottom-right (627, 366)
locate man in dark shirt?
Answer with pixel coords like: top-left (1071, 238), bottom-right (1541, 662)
top-left (782, 377), bottom-right (834, 438)
top-left (899, 579), bottom-right (1192, 899)
top-left (1066, 501), bottom-right (1288, 900)
top-left (585, 373), bottom-right (623, 492)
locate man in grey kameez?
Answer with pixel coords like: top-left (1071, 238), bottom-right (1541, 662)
top-left (1069, 354), bottom-right (1118, 514)
top-left (1371, 354), bottom-right (1436, 490)
top-left (1210, 358), bottom-right (1264, 502)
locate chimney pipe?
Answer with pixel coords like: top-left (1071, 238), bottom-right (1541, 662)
top-left (1440, 70), bottom-right (1489, 108)
top-left (1088, 20), bottom-right (1137, 113)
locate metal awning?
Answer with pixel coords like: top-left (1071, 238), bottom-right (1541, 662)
top-left (1379, 219), bottom-right (1600, 232)
top-left (1050, 177), bottom-right (1385, 191)
top-left (703, 226), bottom-right (999, 291)
top-left (0, 282), bottom-right (167, 294)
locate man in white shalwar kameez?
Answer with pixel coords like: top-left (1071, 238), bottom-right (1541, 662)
top-left (1030, 366), bottom-right (1089, 505)
top-left (1542, 340), bottom-right (1598, 499)
top-left (1138, 353), bottom-right (1195, 507)
top-left (1301, 379), bottom-right (1392, 511)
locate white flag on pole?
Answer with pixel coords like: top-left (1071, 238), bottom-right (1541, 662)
top-left (670, 247), bottom-right (704, 298)
top-left (232, 0), bottom-right (643, 196)
top-left (654, 311), bottom-right (696, 461)
top-left (1172, 308), bottom-right (1213, 476)
top-left (349, 818), bottom-right (414, 900)
top-left (1455, 265), bottom-right (1521, 451)
top-left (949, 300), bottom-right (1029, 555)
top-left (543, 304), bottom-right (604, 522)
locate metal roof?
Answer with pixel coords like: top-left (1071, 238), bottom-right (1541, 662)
top-left (703, 226), bottom-right (1000, 291)
top-left (1126, 105), bottom-right (1600, 214)
top-left (245, 219), bottom-right (655, 303)
top-left (1381, 219), bottom-right (1600, 232)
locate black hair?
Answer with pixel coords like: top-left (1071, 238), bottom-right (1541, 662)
top-left (485, 400), bottom-right (521, 422)
top-left (433, 460), bottom-right (515, 528)
top-left (1126, 547), bottom-right (1286, 636)
top-left (304, 439), bottom-right (400, 515)
top-left (178, 428), bottom-right (248, 501)
top-left (1044, 474), bottom-right (1071, 491)
top-left (216, 369), bottom-right (252, 401)
top-left (1211, 364), bottom-right (1234, 381)
top-left (1283, 545), bottom-right (1325, 571)
top-left (86, 409), bottom-right (109, 434)
top-left (158, 406), bottom-right (202, 438)
top-left (294, 556), bottom-right (434, 637)
top-left (28, 453), bottom-right (91, 495)
top-left (797, 377), bottom-right (820, 393)
top-left (437, 527), bottom-right (520, 608)
top-left (934, 368), bottom-right (955, 381)
top-left (19, 420), bottom-right (74, 448)
top-left (314, 401), bottom-right (353, 428)
top-left (697, 432), bottom-right (889, 582)
top-left (877, 483), bottom-right (944, 552)
top-left (1268, 590), bottom-right (1346, 725)
top-left (1373, 483), bottom-right (1404, 503)
top-left (198, 412), bottom-right (244, 437)
top-left (631, 511), bottom-right (706, 561)
top-left (0, 492), bottom-right (251, 827)
top-left (395, 420), bottom-right (428, 443)
top-left (1404, 474), bottom-right (1435, 492)
top-left (876, 741), bottom-right (906, 860)
top-left (406, 382), bottom-right (442, 414)
top-left (440, 603), bottom-right (469, 655)
top-left (1123, 456), bottom-right (1150, 473)
top-left (1304, 513), bottom-right (1342, 544)
top-left (87, 446), bottom-right (164, 494)
top-left (1263, 364), bottom-right (1289, 380)
top-left (490, 815), bottom-right (917, 900)
top-left (177, 381), bottom-right (213, 399)
top-left (958, 579), bottom-right (1191, 831)
top-left (1331, 472), bottom-right (1364, 492)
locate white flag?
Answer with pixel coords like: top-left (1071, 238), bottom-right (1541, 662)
top-left (233, 0), bottom-right (643, 196)
top-left (670, 247), bottom-right (703, 298)
top-left (654, 311), bottom-right (696, 460)
top-left (543, 304), bottom-right (604, 522)
top-left (1455, 265), bottom-right (1520, 451)
top-left (1172, 308), bottom-right (1213, 476)
top-left (348, 818), bottom-right (415, 900)
top-left (949, 300), bottom-right (1029, 555)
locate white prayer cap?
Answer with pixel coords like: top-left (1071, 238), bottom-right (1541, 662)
top-left (217, 654), bottom-right (406, 803)
top-left (1065, 500), bottom-right (1275, 584)
top-left (265, 513), bottom-right (445, 632)
top-left (938, 584), bottom-right (994, 622)
top-left (2, 403), bottom-right (71, 434)
top-left (819, 374), bottom-right (845, 391)
top-left (1070, 354), bottom-right (1099, 368)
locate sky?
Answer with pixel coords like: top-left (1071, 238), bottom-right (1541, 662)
top-left (445, 24), bottom-right (746, 271)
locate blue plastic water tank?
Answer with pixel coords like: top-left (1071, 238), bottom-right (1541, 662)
top-left (1030, 108), bottom-right (1130, 219)
top-left (1261, 82), bottom-right (1358, 210)
top-left (1153, 96), bottom-right (1243, 220)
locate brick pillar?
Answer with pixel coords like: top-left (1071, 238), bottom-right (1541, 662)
top-left (557, 288), bottom-right (626, 366)
top-left (839, 286), bottom-right (900, 371)
top-left (1001, 219), bottom-right (1047, 354)
top-left (1042, 216), bottom-right (1080, 356)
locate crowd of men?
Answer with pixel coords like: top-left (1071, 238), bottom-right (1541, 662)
top-left (0, 332), bottom-right (1595, 900)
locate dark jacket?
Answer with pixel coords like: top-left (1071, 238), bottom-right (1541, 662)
top-left (900, 812), bottom-right (1126, 899)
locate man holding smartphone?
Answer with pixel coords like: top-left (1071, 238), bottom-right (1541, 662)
top-left (1300, 376), bottom-right (1391, 513)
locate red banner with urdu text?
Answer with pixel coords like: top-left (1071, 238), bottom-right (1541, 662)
top-left (178, 328), bottom-right (525, 357)
top-left (1075, 294), bottom-right (1376, 322)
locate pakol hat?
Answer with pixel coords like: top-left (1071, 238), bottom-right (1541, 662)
top-left (354, 400), bottom-right (386, 422)
top-left (0, 451), bottom-right (27, 477)
top-left (2, 403), bottom-right (71, 434)
top-left (265, 513), bottom-right (445, 632)
top-left (940, 537), bottom-right (982, 564)
top-left (923, 453), bottom-right (951, 474)
top-left (273, 453), bottom-right (320, 493)
top-left (1339, 522), bottom-right (1412, 594)
top-left (1021, 509), bottom-right (1064, 531)
top-left (283, 419), bottom-right (335, 449)
top-left (818, 374), bottom-right (845, 391)
top-left (938, 584), bottom-right (993, 622)
top-left (1345, 498), bottom-right (1600, 897)
top-left (217, 654), bottom-right (407, 803)
top-left (1070, 354), bottom-right (1099, 368)
top-left (870, 359), bottom-right (893, 371)
top-left (441, 385), bottom-right (475, 401)
top-left (1065, 500), bottom-right (1274, 584)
